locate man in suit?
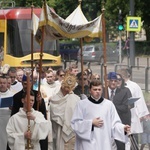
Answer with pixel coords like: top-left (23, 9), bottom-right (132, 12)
top-left (104, 72), bottom-right (131, 150)
top-left (9, 75), bottom-right (48, 150)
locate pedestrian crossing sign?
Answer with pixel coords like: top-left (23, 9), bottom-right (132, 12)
top-left (127, 17), bottom-right (141, 31)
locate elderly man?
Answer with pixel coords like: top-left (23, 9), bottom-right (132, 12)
top-left (40, 70), bottom-right (60, 111)
top-left (40, 70), bottom-right (61, 150)
top-left (106, 72), bottom-right (132, 150)
top-left (16, 68), bottom-right (24, 82)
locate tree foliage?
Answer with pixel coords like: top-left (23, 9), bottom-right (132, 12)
top-left (9, 0), bottom-right (150, 41)
top-left (13, 0), bottom-right (41, 7)
top-left (138, 0), bottom-right (150, 41)
top-left (105, 0), bottom-right (150, 41)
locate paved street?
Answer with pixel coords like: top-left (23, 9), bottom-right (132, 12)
top-left (63, 56), bottom-right (150, 150)
top-left (72, 56), bottom-right (150, 91)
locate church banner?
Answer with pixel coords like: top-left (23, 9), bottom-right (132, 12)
top-left (35, 4), bottom-right (102, 42)
top-left (31, 12), bottom-right (39, 35)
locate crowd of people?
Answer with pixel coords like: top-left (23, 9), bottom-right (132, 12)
top-left (0, 62), bottom-right (149, 150)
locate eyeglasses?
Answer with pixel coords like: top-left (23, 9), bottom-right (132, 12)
top-left (110, 79), bottom-right (117, 82)
top-left (117, 78), bottom-right (122, 81)
top-left (60, 74), bottom-right (65, 77)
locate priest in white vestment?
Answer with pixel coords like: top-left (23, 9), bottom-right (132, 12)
top-left (40, 70), bottom-right (60, 111)
top-left (0, 75), bottom-right (14, 150)
top-left (6, 91), bottom-right (51, 150)
top-left (125, 80), bottom-right (149, 133)
top-left (50, 74), bottom-right (80, 150)
top-left (40, 70), bottom-right (60, 150)
top-left (8, 67), bottom-right (23, 94)
top-left (71, 80), bottom-right (130, 150)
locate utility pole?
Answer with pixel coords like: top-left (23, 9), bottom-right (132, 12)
top-left (119, 31), bottom-right (122, 63)
top-left (129, 0), bottom-right (135, 66)
top-left (118, 9), bottom-right (122, 64)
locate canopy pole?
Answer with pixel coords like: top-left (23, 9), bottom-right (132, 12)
top-left (80, 38), bottom-right (84, 94)
top-left (37, 26), bottom-right (44, 110)
top-left (101, 1), bottom-right (108, 98)
top-left (25, 71), bottom-right (34, 150)
top-left (78, 0), bottom-right (84, 94)
top-left (128, 134), bottom-right (139, 150)
top-left (31, 4), bottom-right (34, 87)
top-left (37, 1), bottom-right (47, 110)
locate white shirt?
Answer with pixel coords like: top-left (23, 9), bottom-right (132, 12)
top-left (6, 108), bottom-right (51, 150)
top-left (125, 79), bottom-right (149, 133)
top-left (0, 89), bottom-right (14, 150)
top-left (71, 98), bottom-right (126, 150)
top-left (10, 81), bottom-right (23, 94)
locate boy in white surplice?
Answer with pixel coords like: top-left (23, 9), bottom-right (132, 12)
top-left (6, 91), bottom-right (51, 150)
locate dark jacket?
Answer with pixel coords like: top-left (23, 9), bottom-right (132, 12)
top-left (73, 85), bottom-right (90, 99)
top-left (11, 89), bottom-right (46, 118)
top-left (103, 87), bottom-right (131, 125)
top-left (103, 87), bottom-right (131, 150)
top-left (113, 87), bottom-right (131, 125)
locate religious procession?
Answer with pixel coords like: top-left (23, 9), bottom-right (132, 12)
top-left (0, 0), bottom-right (150, 150)
top-left (0, 61), bottom-right (149, 150)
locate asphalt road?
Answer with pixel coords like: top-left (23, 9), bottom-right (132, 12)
top-left (63, 57), bottom-right (150, 149)
top-left (64, 56), bottom-right (150, 91)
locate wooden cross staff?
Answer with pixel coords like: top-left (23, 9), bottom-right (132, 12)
top-left (25, 71), bottom-right (34, 150)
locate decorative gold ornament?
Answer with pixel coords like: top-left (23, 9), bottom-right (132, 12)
top-left (61, 74), bottom-right (76, 91)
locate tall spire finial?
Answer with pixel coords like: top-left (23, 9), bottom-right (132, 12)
top-left (101, 0), bottom-right (105, 13)
top-left (78, 0), bottom-right (82, 5)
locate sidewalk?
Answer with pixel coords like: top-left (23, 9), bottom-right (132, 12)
top-left (121, 56), bottom-right (150, 66)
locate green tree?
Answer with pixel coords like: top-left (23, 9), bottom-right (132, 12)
top-left (53, 0), bottom-right (102, 20)
top-left (9, 0), bottom-right (150, 41)
top-left (105, 0), bottom-right (129, 40)
top-left (138, 0), bottom-right (150, 41)
top-left (106, 0), bottom-right (150, 41)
